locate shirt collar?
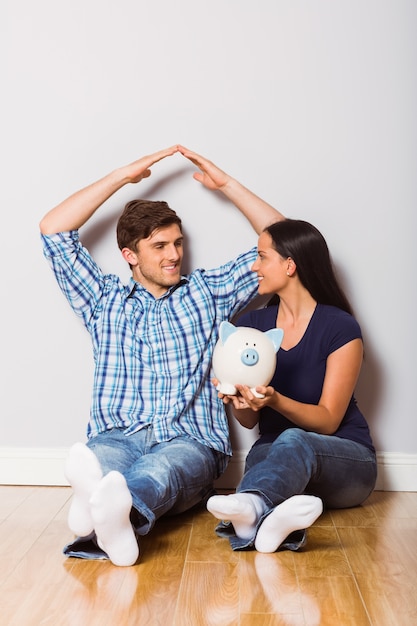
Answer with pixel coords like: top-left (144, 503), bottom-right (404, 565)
top-left (126, 277), bottom-right (189, 300)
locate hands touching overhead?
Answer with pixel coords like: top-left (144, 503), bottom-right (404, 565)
top-left (124, 145), bottom-right (230, 189)
top-left (40, 144), bottom-right (282, 236)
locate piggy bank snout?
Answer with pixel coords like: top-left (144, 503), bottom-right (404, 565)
top-left (241, 347), bottom-right (259, 366)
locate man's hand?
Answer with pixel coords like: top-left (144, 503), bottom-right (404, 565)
top-left (127, 145), bottom-right (179, 184)
top-left (40, 145), bottom-right (180, 235)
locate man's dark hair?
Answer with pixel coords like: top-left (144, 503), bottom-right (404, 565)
top-left (116, 199), bottom-right (182, 250)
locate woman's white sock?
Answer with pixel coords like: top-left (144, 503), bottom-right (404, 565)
top-left (207, 492), bottom-right (267, 540)
top-left (254, 495), bottom-right (323, 553)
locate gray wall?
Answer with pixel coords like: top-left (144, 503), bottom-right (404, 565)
top-left (2, 0), bottom-right (416, 457)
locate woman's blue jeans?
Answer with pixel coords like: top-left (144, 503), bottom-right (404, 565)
top-left (221, 428), bottom-right (377, 550)
top-left (87, 426), bottom-right (228, 536)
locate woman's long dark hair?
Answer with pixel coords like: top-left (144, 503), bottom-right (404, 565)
top-left (265, 219), bottom-right (353, 315)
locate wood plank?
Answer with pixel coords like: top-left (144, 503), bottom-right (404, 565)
top-left (186, 507), bottom-right (239, 564)
top-left (174, 561), bottom-right (239, 626)
top-left (0, 486), bottom-right (71, 585)
top-left (240, 614), bottom-right (305, 626)
top-left (293, 525), bottom-right (352, 578)
top-left (239, 551), bottom-right (301, 616)
top-left (338, 525), bottom-right (417, 626)
top-left (0, 486), bottom-right (35, 520)
top-left (297, 576), bottom-right (370, 626)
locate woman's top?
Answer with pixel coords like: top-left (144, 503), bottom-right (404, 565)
top-left (237, 303), bottom-right (375, 452)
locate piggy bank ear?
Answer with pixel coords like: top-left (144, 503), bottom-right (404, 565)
top-left (219, 320), bottom-right (238, 344)
top-left (266, 327), bottom-right (284, 352)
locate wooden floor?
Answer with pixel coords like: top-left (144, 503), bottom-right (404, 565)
top-left (0, 487), bottom-right (416, 626)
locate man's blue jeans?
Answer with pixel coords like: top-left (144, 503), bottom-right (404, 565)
top-left (87, 426), bottom-right (228, 535)
top-left (220, 428), bottom-right (377, 551)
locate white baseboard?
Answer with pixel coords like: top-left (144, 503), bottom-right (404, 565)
top-left (0, 447), bottom-right (416, 492)
top-left (0, 447), bottom-right (70, 486)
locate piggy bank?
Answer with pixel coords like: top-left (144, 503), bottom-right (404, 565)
top-left (212, 321), bottom-right (284, 398)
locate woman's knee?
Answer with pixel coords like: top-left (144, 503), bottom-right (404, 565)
top-left (273, 428), bottom-right (314, 454)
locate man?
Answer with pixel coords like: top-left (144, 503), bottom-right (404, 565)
top-left (39, 144), bottom-right (284, 566)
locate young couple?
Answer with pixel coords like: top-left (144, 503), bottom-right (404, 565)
top-left (40, 145), bottom-right (376, 566)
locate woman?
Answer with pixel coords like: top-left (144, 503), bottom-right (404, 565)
top-left (207, 219), bottom-right (377, 553)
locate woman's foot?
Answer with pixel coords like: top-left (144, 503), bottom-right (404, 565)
top-left (207, 492), bottom-right (267, 540)
top-left (255, 495), bottom-right (323, 553)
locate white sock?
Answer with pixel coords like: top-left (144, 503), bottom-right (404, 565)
top-left (207, 492), bottom-right (267, 540)
top-left (90, 471), bottom-right (139, 567)
top-left (64, 442), bottom-right (103, 537)
top-left (254, 495), bottom-right (323, 553)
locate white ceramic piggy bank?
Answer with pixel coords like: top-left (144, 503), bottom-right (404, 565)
top-left (212, 321), bottom-right (284, 398)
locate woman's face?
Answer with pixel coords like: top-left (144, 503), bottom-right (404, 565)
top-left (252, 231), bottom-right (289, 295)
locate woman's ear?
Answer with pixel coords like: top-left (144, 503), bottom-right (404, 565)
top-left (286, 257), bottom-right (296, 277)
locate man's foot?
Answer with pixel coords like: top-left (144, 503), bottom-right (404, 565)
top-left (255, 495), bottom-right (323, 553)
top-left (90, 471), bottom-right (139, 567)
top-left (65, 442), bottom-right (103, 537)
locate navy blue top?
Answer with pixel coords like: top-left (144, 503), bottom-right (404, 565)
top-left (237, 303), bottom-right (375, 452)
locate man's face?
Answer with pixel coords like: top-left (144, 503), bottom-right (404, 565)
top-left (124, 223), bottom-right (184, 298)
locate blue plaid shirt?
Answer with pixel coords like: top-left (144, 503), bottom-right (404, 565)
top-left (41, 231), bottom-right (258, 456)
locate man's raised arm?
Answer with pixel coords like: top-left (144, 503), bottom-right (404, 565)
top-left (39, 146), bottom-right (179, 235)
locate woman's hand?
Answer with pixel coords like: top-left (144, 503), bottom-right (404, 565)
top-left (177, 144), bottom-right (284, 234)
top-left (178, 145), bottom-right (230, 190)
top-left (234, 384), bottom-right (276, 411)
top-left (212, 378), bottom-right (260, 429)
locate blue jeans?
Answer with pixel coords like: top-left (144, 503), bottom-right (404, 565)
top-left (221, 428), bottom-right (377, 550)
top-left (87, 426), bottom-right (228, 535)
